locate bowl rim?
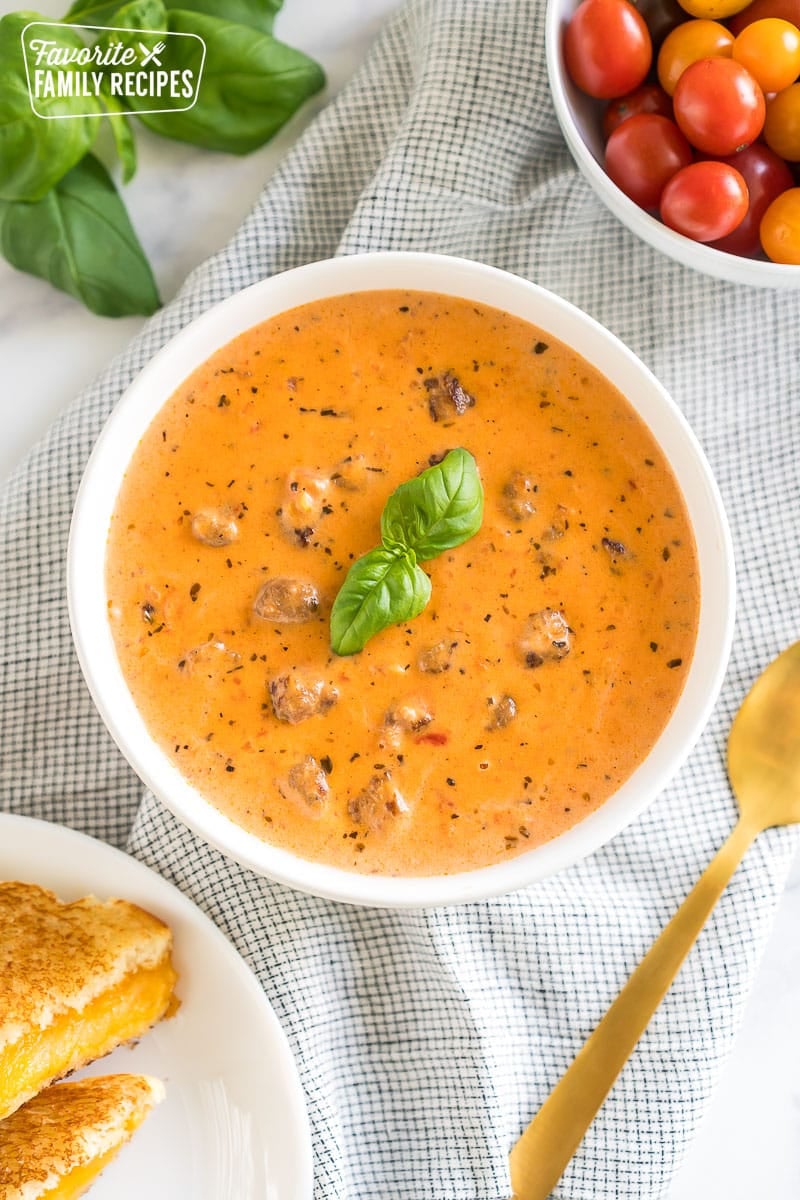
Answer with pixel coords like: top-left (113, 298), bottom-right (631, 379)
top-left (67, 250), bottom-right (736, 907)
top-left (544, 0), bottom-right (800, 289)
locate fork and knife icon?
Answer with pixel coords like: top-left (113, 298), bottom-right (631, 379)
top-left (137, 40), bottom-right (167, 67)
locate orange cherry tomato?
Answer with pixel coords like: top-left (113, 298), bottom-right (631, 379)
top-left (763, 83), bottom-right (800, 160)
top-left (676, 0), bottom-right (750, 17)
top-left (760, 186), bottom-right (800, 260)
top-left (657, 19), bottom-right (734, 95)
top-left (732, 18), bottom-right (800, 92)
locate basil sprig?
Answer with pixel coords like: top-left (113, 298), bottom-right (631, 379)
top-left (0, 0), bottom-right (324, 315)
top-left (330, 448), bottom-right (484, 656)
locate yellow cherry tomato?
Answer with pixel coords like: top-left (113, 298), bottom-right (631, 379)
top-left (764, 83), bottom-right (800, 160)
top-left (760, 186), bottom-right (800, 262)
top-left (657, 20), bottom-right (734, 95)
top-left (733, 18), bottom-right (800, 92)
top-left (676, 0), bottom-right (752, 19)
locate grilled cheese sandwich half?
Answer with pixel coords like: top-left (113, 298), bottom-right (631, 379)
top-left (0, 1073), bottom-right (165, 1200)
top-left (0, 882), bottom-right (178, 1121)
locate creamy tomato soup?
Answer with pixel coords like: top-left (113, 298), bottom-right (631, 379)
top-left (106, 290), bottom-right (699, 876)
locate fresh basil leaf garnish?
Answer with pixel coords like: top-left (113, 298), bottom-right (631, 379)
top-left (330, 546), bottom-right (432, 657)
top-left (331, 448), bottom-right (483, 656)
top-left (381, 447), bottom-right (484, 561)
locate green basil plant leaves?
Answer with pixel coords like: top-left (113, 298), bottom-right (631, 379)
top-left (131, 9), bottom-right (325, 154)
top-left (0, 13), bottom-right (102, 202)
top-left (63, 0), bottom-right (134, 23)
top-left (99, 0), bottom-right (167, 32)
top-left (0, 152), bottom-right (160, 315)
top-left (98, 88), bottom-right (138, 183)
top-left (0, 0), bottom-right (324, 314)
top-left (330, 449), bottom-right (484, 656)
top-left (162, 0), bottom-right (282, 34)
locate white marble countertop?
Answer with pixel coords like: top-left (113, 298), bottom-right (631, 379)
top-left (1, 0), bottom-right (798, 1195)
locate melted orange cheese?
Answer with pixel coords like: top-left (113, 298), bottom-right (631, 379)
top-left (0, 962), bottom-right (177, 1120)
top-left (41, 1143), bottom-right (123, 1200)
top-left (106, 290), bottom-right (700, 876)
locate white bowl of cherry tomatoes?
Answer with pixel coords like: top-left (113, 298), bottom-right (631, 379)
top-left (546, 0), bottom-right (800, 285)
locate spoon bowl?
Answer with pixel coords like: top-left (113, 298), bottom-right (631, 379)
top-left (728, 641), bottom-right (800, 829)
top-left (510, 640), bottom-right (800, 1199)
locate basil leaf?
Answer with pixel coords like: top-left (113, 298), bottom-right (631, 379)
top-left (163, 0), bottom-right (282, 34)
top-left (98, 88), bottom-right (137, 183)
top-left (380, 448), bottom-right (484, 562)
top-left (128, 9), bottom-right (324, 154)
top-left (0, 152), bottom-right (160, 316)
top-left (100, 0), bottom-right (167, 30)
top-left (63, 0), bottom-right (131, 22)
top-left (92, 0), bottom-right (168, 109)
top-left (330, 547), bottom-right (431, 657)
top-left (0, 13), bottom-right (102, 201)
top-left (65, 0), bottom-right (282, 33)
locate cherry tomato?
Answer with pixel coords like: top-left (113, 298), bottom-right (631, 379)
top-left (675, 0), bottom-right (751, 19)
top-left (709, 142), bottom-right (794, 254)
top-left (564, 0), bottom-right (652, 99)
top-left (657, 19), bottom-right (734, 95)
top-left (673, 57), bottom-right (766, 154)
top-left (635, 0), bottom-right (690, 42)
top-left (603, 85), bottom-right (673, 138)
top-left (763, 84), bottom-right (800, 161)
top-left (605, 113), bottom-right (694, 207)
top-left (660, 160), bottom-right (749, 239)
top-left (760, 185), bottom-right (800, 259)
top-left (732, 18), bottom-right (800, 92)
top-left (729, 0), bottom-right (800, 34)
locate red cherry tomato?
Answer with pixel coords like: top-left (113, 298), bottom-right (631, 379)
top-left (728, 0), bottom-right (800, 34)
top-left (602, 85), bottom-right (673, 138)
top-left (709, 142), bottom-right (794, 254)
top-left (564, 0), bottom-right (652, 99)
top-left (635, 0), bottom-right (690, 43)
top-left (605, 113), bottom-right (694, 208)
top-left (760, 186), bottom-right (800, 261)
top-left (673, 57), bottom-right (766, 154)
top-left (660, 160), bottom-right (750, 239)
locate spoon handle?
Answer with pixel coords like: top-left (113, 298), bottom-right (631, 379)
top-left (509, 815), bottom-right (759, 1200)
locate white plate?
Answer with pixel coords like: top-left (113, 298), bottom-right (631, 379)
top-left (0, 813), bottom-right (313, 1200)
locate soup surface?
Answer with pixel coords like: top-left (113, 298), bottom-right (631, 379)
top-left (106, 290), bottom-right (699, 876)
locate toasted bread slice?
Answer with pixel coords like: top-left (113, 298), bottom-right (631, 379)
top-left (0, 882), bottom-right (177, 1121)
top-left (0, 1073), bottom-right (164, 1200)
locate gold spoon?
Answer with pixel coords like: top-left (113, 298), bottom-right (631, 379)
top-left (509, 640), bottom-right (800, 1200)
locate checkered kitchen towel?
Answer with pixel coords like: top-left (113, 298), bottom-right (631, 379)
top-left (2, 0), bottom-right (799, 1196)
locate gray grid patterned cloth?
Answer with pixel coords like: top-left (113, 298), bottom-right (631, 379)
top-left (2, 0), bottom-right (799, 1196)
